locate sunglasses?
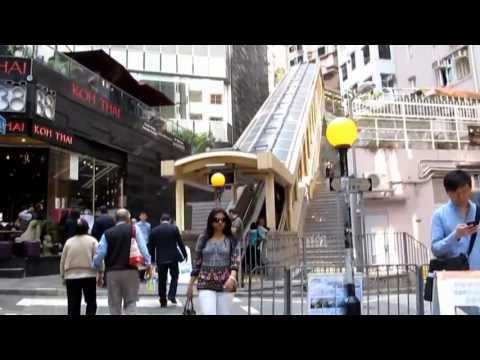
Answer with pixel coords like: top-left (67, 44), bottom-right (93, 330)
top-left (213, 217), bottom-right (226, 224)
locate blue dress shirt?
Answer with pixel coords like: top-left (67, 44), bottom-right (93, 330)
top-left (431, 200), bottom-right (480, 270)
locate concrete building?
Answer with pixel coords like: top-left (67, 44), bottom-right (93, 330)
top-left (287, 45), bottom-right (340, 90)
top-left (393, 45), bottom-right (480, 92)
top-left (267, 45), bottom-right (288, 93)
top-left (54, 45), bottom-right (269, 145)
top-left (337, 45), bottom-right (396, 97)
top-left (347, 91), bottom-right (480, 262)
top-left (337, 45), bottom-right (480, 97)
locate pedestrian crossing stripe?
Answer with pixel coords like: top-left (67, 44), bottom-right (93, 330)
top-left (16, 297), bottom-right (184, 308)
top-left (240, 305), bottom-right (260, 315)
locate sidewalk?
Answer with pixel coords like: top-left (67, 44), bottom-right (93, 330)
top-left (0, 276), bottom-right (251, 297)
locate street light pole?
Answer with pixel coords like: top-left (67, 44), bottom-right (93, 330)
top-left (326, 117), bottom-right (361, 315)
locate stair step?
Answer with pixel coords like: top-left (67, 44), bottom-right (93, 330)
top-left (0, 268), bottom-right (25, 278)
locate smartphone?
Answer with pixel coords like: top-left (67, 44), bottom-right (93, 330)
top-left (467, 221), bottom-right (478, 227)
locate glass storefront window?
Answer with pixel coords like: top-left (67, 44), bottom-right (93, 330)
top-left (145, 51), bottom-right (161, 72)
top-left (178, 55), bottom-right (193, 75)
top-left (162, 54), bottom-right (177, 73)
top-left (110, 46), bottom-right (127, 67)
top-left (128, 49), bottom-right (144, 71)
top-left (48, 147), bottom-right (121, 222)
top-left (209, 45), bottom-right (226, 58)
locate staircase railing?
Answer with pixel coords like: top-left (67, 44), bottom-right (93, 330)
top-left (360, 232), bottom-right (430, 266)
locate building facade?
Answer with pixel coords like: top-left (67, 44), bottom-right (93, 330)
top-left (0, 45), bottom-right (189, 231)
top-left (287, 45), bottom-right (340, 90)
top-left (55, 45), bottom-right (268, 145)
top-left (337, 45), bottom-right (396, 97)
top-left (337, 45), bottom-right (480, 97)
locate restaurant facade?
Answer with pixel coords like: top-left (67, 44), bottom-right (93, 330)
top-left (0, 49), bottom-right (189, 231)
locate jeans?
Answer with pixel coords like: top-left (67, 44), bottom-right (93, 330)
top-left (65, 277), bottom-right (97, 316)
top-left (106, 270), bottom-right (140, 315)
top-left (198, 290), bottom-right (234, 315)
top-left (157, 262), bottom-right (179, 301)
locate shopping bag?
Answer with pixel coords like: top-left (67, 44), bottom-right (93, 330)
top-left (129, 225), bottom-right (144, 268)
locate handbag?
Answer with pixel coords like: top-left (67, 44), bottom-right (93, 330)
top-left (129, 225), bottom-right (145, 268)
top-left (424, 205), bottom-right (480, 301)
top-left (183, 298), bottom-right (196, 315)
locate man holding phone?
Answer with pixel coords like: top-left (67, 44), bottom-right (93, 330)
top-left (431, 170), bottom-right (480, 270)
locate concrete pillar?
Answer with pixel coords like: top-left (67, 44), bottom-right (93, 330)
top-left (265, 174), bottom-right (276, 230)
top-left (175, 179), bottom-right (185, 231)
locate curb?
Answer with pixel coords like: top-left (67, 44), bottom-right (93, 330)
top-left (0, 288), bottom-right (252, 298)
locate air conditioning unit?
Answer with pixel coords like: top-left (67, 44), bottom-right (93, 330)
top-left (366, 173), bottom-right (390, 191)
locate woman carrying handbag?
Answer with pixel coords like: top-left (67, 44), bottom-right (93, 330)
top-left (186, 208), bottom-right (239, 315)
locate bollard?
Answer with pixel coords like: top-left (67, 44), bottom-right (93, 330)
top-left (415, 265), bottom-right (425, 315)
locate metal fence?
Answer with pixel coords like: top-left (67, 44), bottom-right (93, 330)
top-left (244, 263), bottom-right (432, 315)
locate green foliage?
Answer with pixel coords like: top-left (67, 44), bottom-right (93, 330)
top-left (173, 128), bottom-right (216, 154)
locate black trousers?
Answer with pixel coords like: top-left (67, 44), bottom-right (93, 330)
top-left (157, 262), bottom-right (179, 301)
top-left (65, 277), bottom-right (97, 316)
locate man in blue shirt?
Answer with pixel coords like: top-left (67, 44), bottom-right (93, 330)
top-left (431, 170), bottom-right (480, 270)
top-left (92, 208), bottom-right (151, 315)
top-left (136, 211), bottom-right (151, 282)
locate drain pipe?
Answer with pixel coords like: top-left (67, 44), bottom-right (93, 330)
top-left (470, 45), bottom-right (479, 92)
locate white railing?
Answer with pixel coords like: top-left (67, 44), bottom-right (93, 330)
top-left (352, 94), bottom-right (480, 149)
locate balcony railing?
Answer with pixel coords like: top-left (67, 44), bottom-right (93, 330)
top-left (352, 91), bottom-right (480, 149)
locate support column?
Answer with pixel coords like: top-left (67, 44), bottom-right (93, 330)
top-left (265, 174), bottom-right (276, 230)
top-left (286, 185), bottom-right (293, 231)
top-left (175, 179), bottom-right (185, 231)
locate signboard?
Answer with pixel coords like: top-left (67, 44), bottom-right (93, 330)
top-left (432, 271), bottom-right (480, 315)
top-left (71, 81), bottom-right (122, 120)
top-left (32, 123), bottom-right (74, 146)
top-left (0, 114), bottom-right (5, 135)
top-left (0, 57), bottom-right (32, 81)
top-left (330, 177), bottom-right (372, 193)
top-left (5, 119), bottom-right (29, 135)
top-left (468, 126), bottom-right (480, 146)
top-left (308, 273), bottom-right (363, 315)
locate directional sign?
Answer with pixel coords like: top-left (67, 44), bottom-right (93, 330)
top-left (330, 177), bottom-right (372, 193)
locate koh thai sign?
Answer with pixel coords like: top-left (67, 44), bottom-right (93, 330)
top-left (71, 81), bottom-right (122, 120)
top-left (0, 57), bottom-right (32, 81)
top-left (32, 123), bottom-right (74, 146)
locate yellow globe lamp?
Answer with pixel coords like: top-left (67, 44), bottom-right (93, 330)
top-left (326, 117), bottom-right (358, 149)
top-left (211, 172), bottom-right (226, 188)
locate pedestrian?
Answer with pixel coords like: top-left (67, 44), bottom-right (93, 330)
top-left (245, 222), bottom-right (259, 274)
top-left (229, 209), bottom-right (244, 242)
top-left (149, 213), bottom-right (187, 307)
top-left (16, 204), bottom-right (34, 231)
top-left (186, 208), bottom-right (239, 315)
top-left (92, 208), bottom-right (152, 315)
top-left (431, 170), bottom-right (480, 269)
top-left (60, 218), bottom-right (101, 316)
top-left (256, 217), bottom-right (269, 265)
top-left (64, 210), bottom-right (80, 244)
top-left (91, 205), bottom-right (115, 242)
top-left (136, 211), bottom-right (152, 283)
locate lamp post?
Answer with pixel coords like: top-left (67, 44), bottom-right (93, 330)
top-left (211, 172), bottom-right (226, 208)
top-left (326, 117), bottom-right (361, 315)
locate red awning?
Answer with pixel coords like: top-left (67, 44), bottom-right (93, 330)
top-left (63, 50), bottom-right (174, 106)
